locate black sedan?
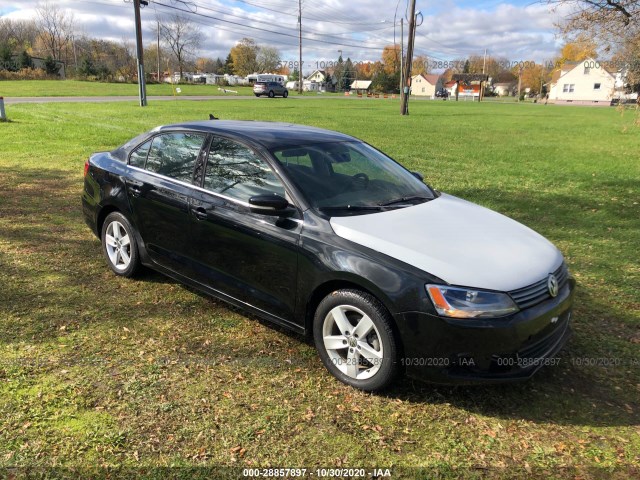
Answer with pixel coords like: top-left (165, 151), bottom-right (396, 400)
top-left (82, 120), bottom-right (574, 391)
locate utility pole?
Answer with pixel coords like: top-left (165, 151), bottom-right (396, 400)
top-left (399, 18), bottom-right (403, 94)
top-left (133, 0), bottom-right (147, 106)
top-left (156, 20), bottom-right (161, 83)
top-left (298, 0), bottom-right (303, 94)
top-left (517, 65), bottom-right (523, 102)
top-left (480, 48), bottom-right (487, 102)
top-left (400, 0), bottom-right (417, 115)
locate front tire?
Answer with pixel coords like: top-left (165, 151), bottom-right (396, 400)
top-left (313, 289), bottom-right (399, 391)
top-left (101, 212), bottom-right (140, 278)
top-left (283, 90), bottom-right (289, 98)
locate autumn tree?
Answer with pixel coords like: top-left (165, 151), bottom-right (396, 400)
top-left (229, 38), bottom-right (259, 76)
top-left (511, 63), bottom-right (550, 94)
top-left (257, 46), bottom-right (281, 73)
top-left (144, 43), bottom-right (169, 79)
top-left (355, 61), bottom-right (377, 80)
top-left (35, 1), bottom-right (75, 63)
top-left (556, 35), bottom-right (598, 65)
top-left (160, 14), bottom-right (203, 80)
top-left (381, 45), bottom-right (401, 74)
top-left (411, 55), bottom-right (430, 75)
top-left (0, 18), bottom-right (39, 53)
top-left (545, 0), bottom-right (639, 100)
top-left (546, 0), bottom-right (639, 40)
top-left (614, 33), bottom-right (640, 95)
top-left (195, 57), bottom-right (217, 73)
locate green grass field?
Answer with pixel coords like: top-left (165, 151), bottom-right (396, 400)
top-left (0, 93), bottom-right (639, 478)
top-left (0, 79), bottom-right (349, 98)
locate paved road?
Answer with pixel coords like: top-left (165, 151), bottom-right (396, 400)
top-left (3, 95), bottom-right (261, 104)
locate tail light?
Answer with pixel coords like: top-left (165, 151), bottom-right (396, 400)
top-left (84, 160), bottom-right (89, 178)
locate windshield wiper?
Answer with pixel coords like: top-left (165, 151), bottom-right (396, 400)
top-left (319, 205), bottom-right (385, 212)
top-left (378, 195), bottom-right (432, 207)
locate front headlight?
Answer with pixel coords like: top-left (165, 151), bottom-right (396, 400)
top-left (426, 284), bottom-right (519, 318)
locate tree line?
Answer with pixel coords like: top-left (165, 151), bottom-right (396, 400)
top-left (1, 0), bottom-right (637, 96)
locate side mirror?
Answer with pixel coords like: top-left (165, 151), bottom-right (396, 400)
top-left (412, 171), bottom-right (424, 181)
top-left (249, 194), bottom-right (295, 216)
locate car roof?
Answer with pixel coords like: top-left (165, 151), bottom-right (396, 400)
top-left (154, 120), bottom-right (357, 149)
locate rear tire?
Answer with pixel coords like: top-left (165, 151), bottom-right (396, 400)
top-left (313, 289), bottom-right (399, 391)
top-left (268, 90), bottom-right (275, 98)
top-left (101, 212), bottom-right (140, 278)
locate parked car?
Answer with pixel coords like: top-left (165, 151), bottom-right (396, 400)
top-left (435, 88), bottom-right (449, 99)
top-left (253, 81), bottom-right (288, 98)
top-left (82, 120), bottom-right (575, 391)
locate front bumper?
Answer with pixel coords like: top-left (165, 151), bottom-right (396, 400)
top-left (395, 277), bottom-right (575, 384)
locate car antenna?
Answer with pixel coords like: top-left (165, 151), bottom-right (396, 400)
top-left (209, 113), bottom-right (219, 120)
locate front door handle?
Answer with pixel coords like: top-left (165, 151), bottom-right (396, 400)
top-left (129, 185), bottom-right (142, 197)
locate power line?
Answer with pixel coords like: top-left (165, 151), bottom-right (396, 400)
top-left (151, 0), bottom-right (390, 51)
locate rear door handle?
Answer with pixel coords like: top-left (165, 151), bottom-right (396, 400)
top-left (192, 206), bottom-right (208, 220)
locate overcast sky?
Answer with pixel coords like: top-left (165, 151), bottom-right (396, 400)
top-left (0, 0), bottom-right (570, 72)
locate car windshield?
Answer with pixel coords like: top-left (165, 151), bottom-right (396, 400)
top-left (272, 141), bottom-right (434, 215)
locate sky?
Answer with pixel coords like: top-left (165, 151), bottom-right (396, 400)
top-left (0, 0), bottom-right (572, 73)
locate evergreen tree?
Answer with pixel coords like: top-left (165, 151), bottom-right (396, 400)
top-left (341, 58), bottom-right (355, 91)
top-left (224, 53), bottom-right (234, 74)
top-left (0, 43), bottom-right (17, 71)
top-left (18, 50), bottom-right (34, 69)
top-left (44, 55), bottom-right (59, 75)
top-left (79, 57), bottom-right (97, 77)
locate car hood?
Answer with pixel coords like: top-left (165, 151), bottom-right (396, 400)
top-left (329, 193), bottom-right (563, 292)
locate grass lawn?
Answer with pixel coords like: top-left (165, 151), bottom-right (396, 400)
top-left (0, 98), bottom-right (639, 478)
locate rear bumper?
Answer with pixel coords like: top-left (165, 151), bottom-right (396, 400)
top-left (395, 277), bottom-right (575, 384)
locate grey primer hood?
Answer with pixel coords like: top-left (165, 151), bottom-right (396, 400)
top-left (329, 193), bottom-right (563, 292)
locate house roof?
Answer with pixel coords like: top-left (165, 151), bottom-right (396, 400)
top-left (413, 73), bottom-right (440, 85)
top-left (306, 70), bottom-right (326, 80)
top-left (351, 80), bottom-right (372, 89)
top-left (550, 58), bottom-right (618, 85)
top-left (493, 82), bottom-right (515, 87)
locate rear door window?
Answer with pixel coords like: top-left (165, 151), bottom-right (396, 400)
top-left (145, 132), bottom-right (206, 183)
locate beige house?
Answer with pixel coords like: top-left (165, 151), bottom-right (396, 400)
top-left (411, 73), bottom-right (441, 97)
top-left (548, 58), bottom-right (617, 105)
top-left (350, 80), bottom-right (372, 95)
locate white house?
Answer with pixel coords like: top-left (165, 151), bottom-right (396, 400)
top-left (410, 74), bottom-right (441, 97)
top-left (492, 82), bottom-right (516, 96)
top-left (302, 80), bottom-right (320, 92)
top-left (548, 58), bottom-right (617, 105)
top-left (306, 70), bottom-right (327, 83)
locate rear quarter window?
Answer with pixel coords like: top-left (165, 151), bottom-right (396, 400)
top-left (129, 140), bottom-right (152, 168)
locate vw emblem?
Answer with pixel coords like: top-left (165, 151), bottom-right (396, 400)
top-left (547, 274), bottom-right (559, 297)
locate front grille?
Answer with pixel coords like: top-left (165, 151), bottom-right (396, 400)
top-left (509, 262), bottom-right (569, 309)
